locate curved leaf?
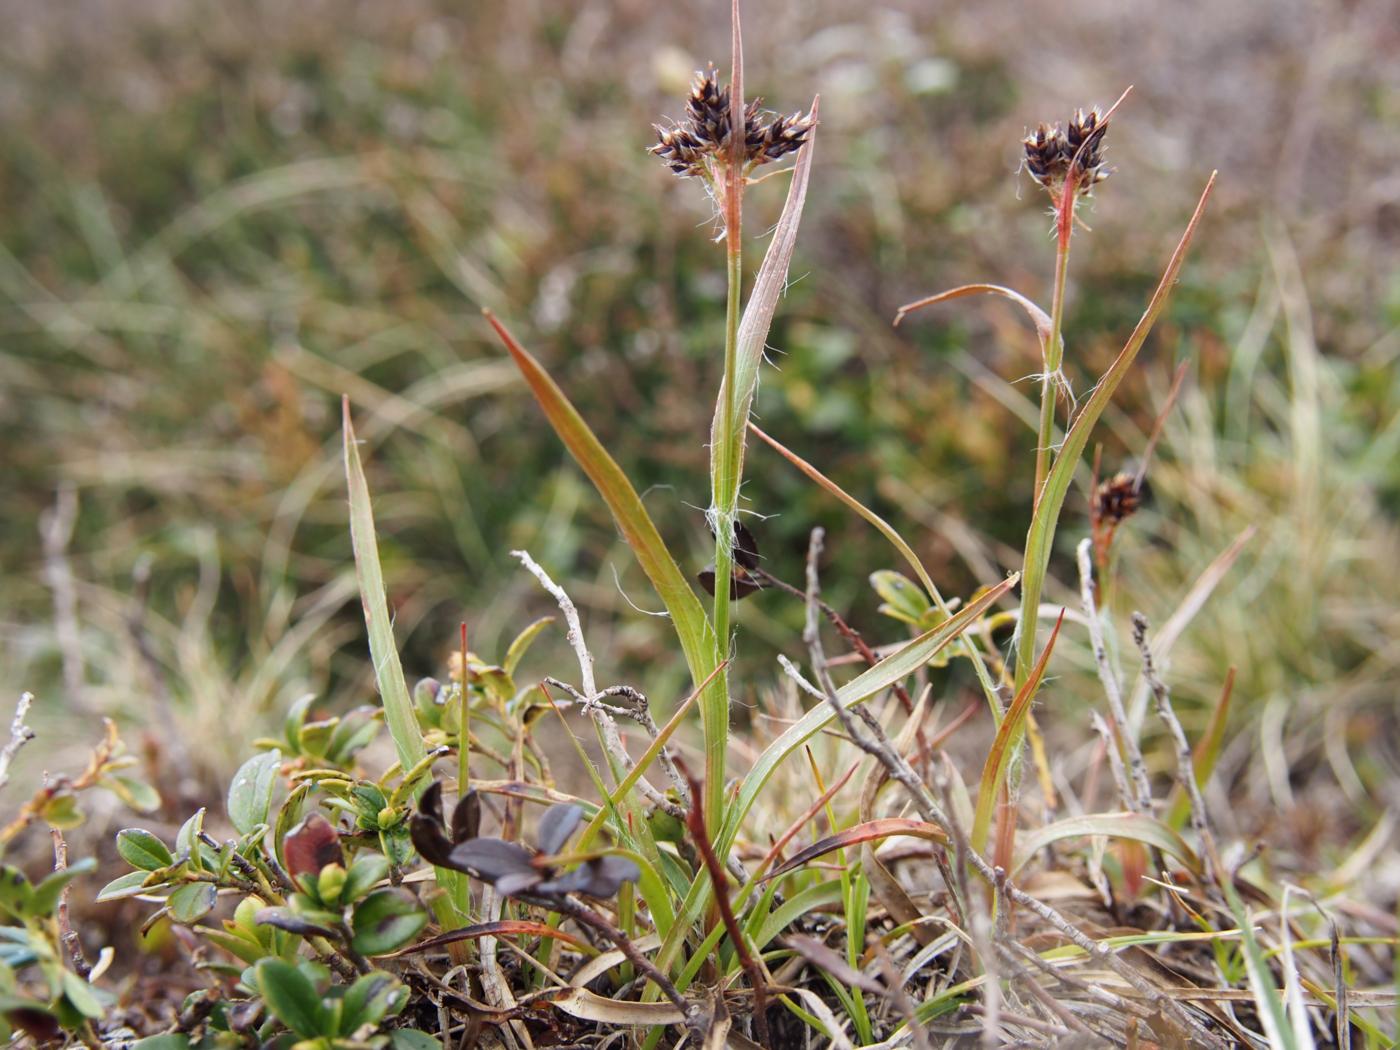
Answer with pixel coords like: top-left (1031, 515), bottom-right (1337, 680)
top-left (1013, 812), bottom-right (1200, 875)
top-left (971, 609), bottom-right (1065, 851)
top-left (764, 819), bottom-right (947, 882)
top-left (894, 282), bottom-right (1052, 350)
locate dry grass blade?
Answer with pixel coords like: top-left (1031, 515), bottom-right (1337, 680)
top-left (1126, 524), bottom-right (1255, 726)
top-left (971, 609), bottom-right (1065, 851)
top-left (1012, 812), bottom-right (1199, 875)
top-left (720, 95), bottom-right (821, 469)
top-left (386, 920), bottom-right (595, 959)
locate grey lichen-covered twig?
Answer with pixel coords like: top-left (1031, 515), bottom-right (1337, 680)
top-left (0, 692), bottom-right (36, 792)
top-left (1132, 610), bottom-right (1222, 883)
top-left (1077, 538), bottom-right (1152, 813)
top-left (512, 550), bottom-right (683, 818)
top-left (40, 486), bottom-right (89, 715)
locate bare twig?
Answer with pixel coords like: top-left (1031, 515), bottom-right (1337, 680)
top-left (995, 943), bottom-right (1096, 1037)
top-left (39, 486), bottom-right (89, 714)
top-left (513, 550), bottom-right (678, 816)
top-left (1078, 539), bottom-right (1152, 813)
top-left (0, 693), bottom-right (35, 792)
top-left (50, 828), bottom-right (91, 978)
top-left (1132, 611), bottom-right (1221, 882)
top-left (1089, 711), bottom-right (1134, 812)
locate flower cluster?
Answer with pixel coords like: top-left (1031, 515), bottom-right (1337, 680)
top-left (1022, 107), bottom-right (1112, 198)
top-left (650, 65), bottom-right (814, 179)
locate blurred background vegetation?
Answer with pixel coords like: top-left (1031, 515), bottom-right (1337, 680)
top-left (3, 0), bottom-right (1399, 860)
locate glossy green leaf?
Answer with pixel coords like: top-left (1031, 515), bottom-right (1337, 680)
top-left (339, 971), bottom-right (406, 1031)
top-left (104, 776), bottom-right (161, 814)
top-left (131, 1036), bottom-right (192, 1050)
top-left (95, 870), bottom-right (150, 903)
top-left (0, 868), bottom-right (32, 921)
top-left (350, 888), bottom-right (427, 956)
top-left (174, 809), bottom-right (207, 867)
top-left (168, 882), bottom-right (218, 925)
top-left (341, 853), bottom-right (390, 904)
top-left (227, 750), bottom-right (282, 835)
top-left (390, 1030), bottom-right (442, 1050)
top-left (870, 570), bottom-right (934, 627)
top-left (254, 958), bottom-right (324, 1039)
top-left (61, 971), bottom-right (105, 1019)
top-left (117, 829), bottom-right (174, 872)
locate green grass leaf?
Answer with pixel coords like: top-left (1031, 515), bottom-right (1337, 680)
top-left (1015, 173), bottom-right (1216, 686)
top-left (343, 398), bottom-right (427, 773)
top-left (485, 313), bottom-right (715, 698)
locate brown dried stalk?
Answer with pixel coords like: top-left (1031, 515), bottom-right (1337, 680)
top-left (680, 759), bottom-right (770, 1045)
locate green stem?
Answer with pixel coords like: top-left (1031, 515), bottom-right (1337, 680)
top-left (706, 234), bottom-right (743, 835)
top-left (1019, 186), bottom-right (1076, 688)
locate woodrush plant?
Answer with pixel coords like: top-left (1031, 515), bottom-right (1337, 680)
top-left (88, 6), bottom-right (1387, 1047)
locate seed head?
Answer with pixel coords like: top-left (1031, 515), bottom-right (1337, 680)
top-left (1022, 106), bottom-right (1112, 198)
top-left (650, 64), bottom-right (814, 180)
top-left (1092, 470), bottom-right (1150, 528)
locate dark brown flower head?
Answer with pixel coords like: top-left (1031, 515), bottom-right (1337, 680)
top-left (1023, 106), bottom-right (1112, 198)
top-left (1065, 107), bottom-right (1111, 189)
top-left (754, 109), bottom-right (815, 164)
top-left (1023, 122), bottom-right (1070, 190)
top-left (650, 64), bottom-right (814, 180)
top-left (684, 65), bottom-right (732, 148)
top-left (1092, 469), bottom-right (1151, 528)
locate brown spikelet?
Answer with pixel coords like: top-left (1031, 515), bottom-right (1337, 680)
top-left (1023, 106), bottom-right (1113, 198)
top-left (650, 64), bottom-right (814, 180)
top-left (1092, 470), bottom-right (1150, 527)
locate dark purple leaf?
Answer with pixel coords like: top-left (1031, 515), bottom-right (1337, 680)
top-left (446, 837), bottom-right (536, 882)
top-left (579, 855), bottom-right (640, 898)
top-left (419, 781), bottom-right (445, 827)
top-left (536, 803), bottom-right (583, 856)
top-left (732, 520), bottom-right (762, 570)
top-left (534, 866), bottom-right (594, 897)
top-left (697, 565), bottom-right (764, 601)
top-left (450, 790), bottom-right (481, 845)
top-left (493, 871), bottom-right (546, 898)
top-left (282, 813), bottom-right (343, 878)
top-left (3, 1008), bottom-right (60, 1043)
top-left (410, 782), bottom-right (454, 866)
